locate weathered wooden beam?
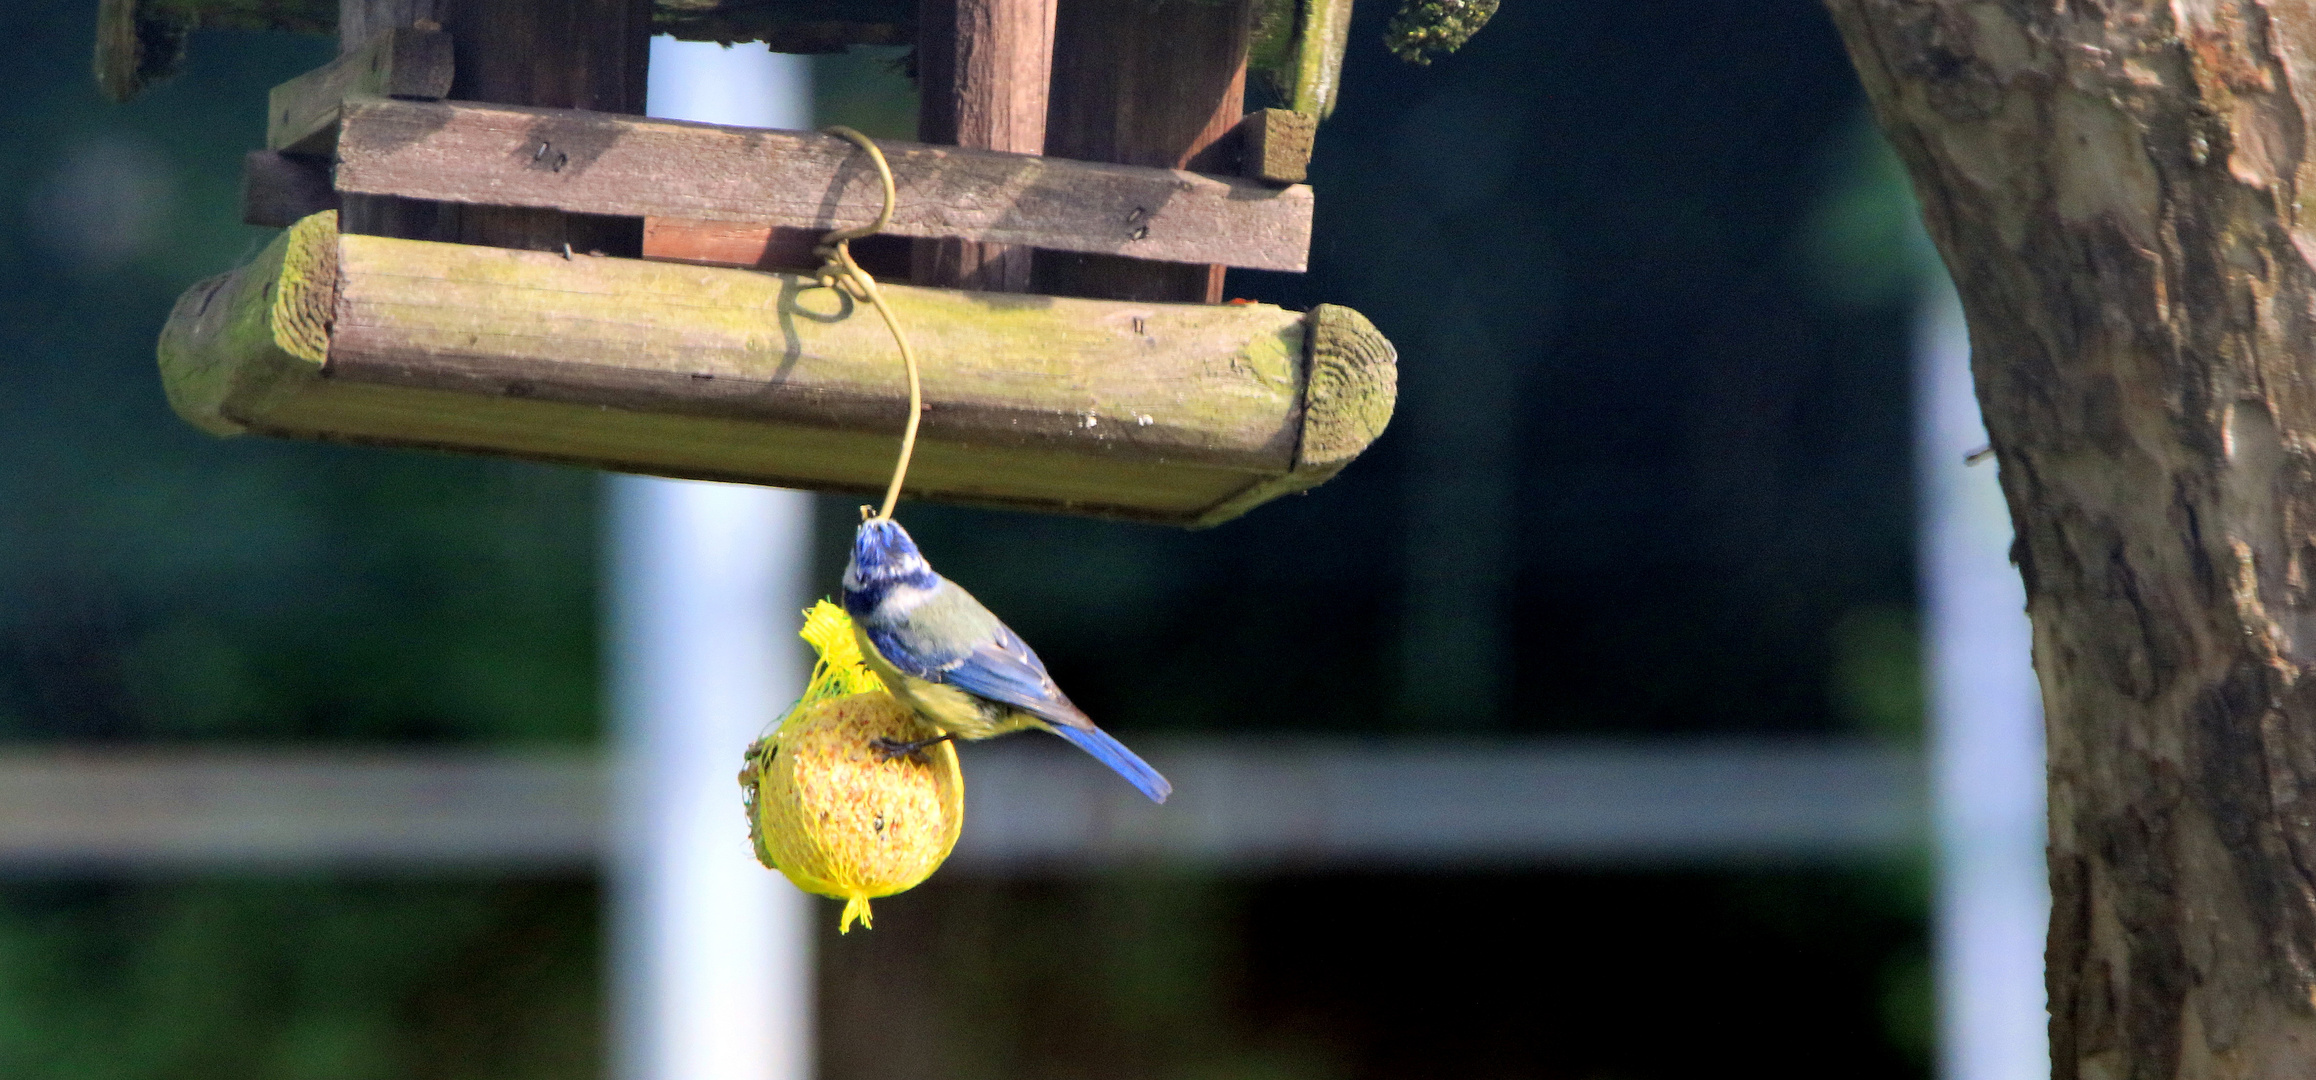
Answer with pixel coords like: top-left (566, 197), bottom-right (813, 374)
top-left (159, 212), bottom-right (1393, 526)
top-left (242, 149), bottom-right (340, 228)
top-left (1235, 108), bottom-right (1317, 185)
top-left (339, 97), bottom-right (1314, 272)
top-left (911, 0), bottom-right (1056, 291)
top-left (1289, 0), bottom-right (1355, 120)
top-left (1039, 0), bottom-right (1255, 302)
top-left (268, 25), bottom-right (452, 155)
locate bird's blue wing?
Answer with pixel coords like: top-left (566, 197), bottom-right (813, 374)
top-left (861, 623), bottom-right (963, 683)
top-left (864, 581), bottom-right (1171, 804)
top-left (943, 625), bottom-right (1172, 803)
top-left (941, 623), bottom-right (1085, 728)
top-left (860, 587), bottom-right (1078, 725)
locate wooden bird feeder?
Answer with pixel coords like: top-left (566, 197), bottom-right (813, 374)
top-left (119, 0), bottom-right (1393, 526)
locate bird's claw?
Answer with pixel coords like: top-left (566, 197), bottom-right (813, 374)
top-left (870, 734), bottom-right (953, 763)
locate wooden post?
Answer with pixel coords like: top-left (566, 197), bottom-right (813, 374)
top-left (1036, 0), bottom-right (1253, 303)
top-left (913, 0), bottom-right (1056, 291)
top-left (337, 0), bottom-right (650, 255)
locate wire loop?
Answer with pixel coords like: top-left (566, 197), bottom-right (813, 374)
top-left (810, 126), bottom-right (920, 523)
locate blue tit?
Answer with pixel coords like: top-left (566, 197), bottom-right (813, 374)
top-left (841, 517), bottom-right (1172, 804)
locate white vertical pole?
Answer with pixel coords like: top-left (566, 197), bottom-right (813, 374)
top-left (1917, 279), bottom-right (2050, 1080)
top-left (609, 38), bottom-right (817, 1080)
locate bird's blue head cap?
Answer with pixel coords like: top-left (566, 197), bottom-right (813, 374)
top-left (843, 517), bottom-right (937, 613)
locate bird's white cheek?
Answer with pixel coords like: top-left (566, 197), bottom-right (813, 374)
top-left (877, 583), bottom-right (936, 617)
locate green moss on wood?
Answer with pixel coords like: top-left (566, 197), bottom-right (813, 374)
top-left (1298, 304), bottom-right (1396, 469)
top-left (158, 211), bottom-right (1393, 524)
top-left (1190, 303), bottom-right (1397, 527)
top-left (1291, 0), bottom-right (1356, 119)
top-left (271, 210), bottom-right (336, 363)
top-left (1248, 0), bottom-right (1299, 73)
top-left (157, 210), bottom-right (337, 435)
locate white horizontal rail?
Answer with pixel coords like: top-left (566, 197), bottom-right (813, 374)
top-left (962, 738), bottom-right (1924, 869)
top-left (0, 739), bottom-right (1923, 872)
top-left (0, 749), bottom-right (603, 868)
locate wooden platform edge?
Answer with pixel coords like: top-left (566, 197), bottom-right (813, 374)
top-left (156, 212), bottom-right (1393, 526)
top-left (1190, 304), bottom-right (1396, 527)
top-left (157, 211), bottom-right (338, 436)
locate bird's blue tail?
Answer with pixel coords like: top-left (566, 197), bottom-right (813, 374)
top-left (1047, 723), bottom-right (1172, 804)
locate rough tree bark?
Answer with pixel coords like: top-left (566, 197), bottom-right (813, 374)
top-left (1825, 2), bottom-right (2316, 1076)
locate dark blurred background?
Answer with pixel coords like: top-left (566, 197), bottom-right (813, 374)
top-left (0, 0), bottom-right (1938, 1076)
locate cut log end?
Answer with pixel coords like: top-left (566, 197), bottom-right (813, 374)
top-left (157, 210), bottom-right (339, 436)
top-left (1189, 303), bottom-right (1396, 528)
top-left (273, 210), bottom-right (340, 363)
top-left (1299, 304), bottom-right (1397, 469)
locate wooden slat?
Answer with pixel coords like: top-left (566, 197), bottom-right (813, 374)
top-left (159, 212), bottom-right (1391, 526)
top-left (618, 124), bottom-right (1316, 259)
top-left (268, 25), bottom-right (453, 155)
top-left (336, 97), bottom-right (1315, 272)
top-left (640, 216), bottom-right (822, 271)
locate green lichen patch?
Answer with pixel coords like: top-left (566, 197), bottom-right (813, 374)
top-left (1384, 0), bottom-right (1499, 65)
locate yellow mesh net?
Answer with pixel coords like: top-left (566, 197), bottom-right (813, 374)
top-left (740, 601), bottom-right (962, 933)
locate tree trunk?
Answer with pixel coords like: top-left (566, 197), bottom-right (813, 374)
top-left (1824, 2), bottom-right (2316, 1076)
